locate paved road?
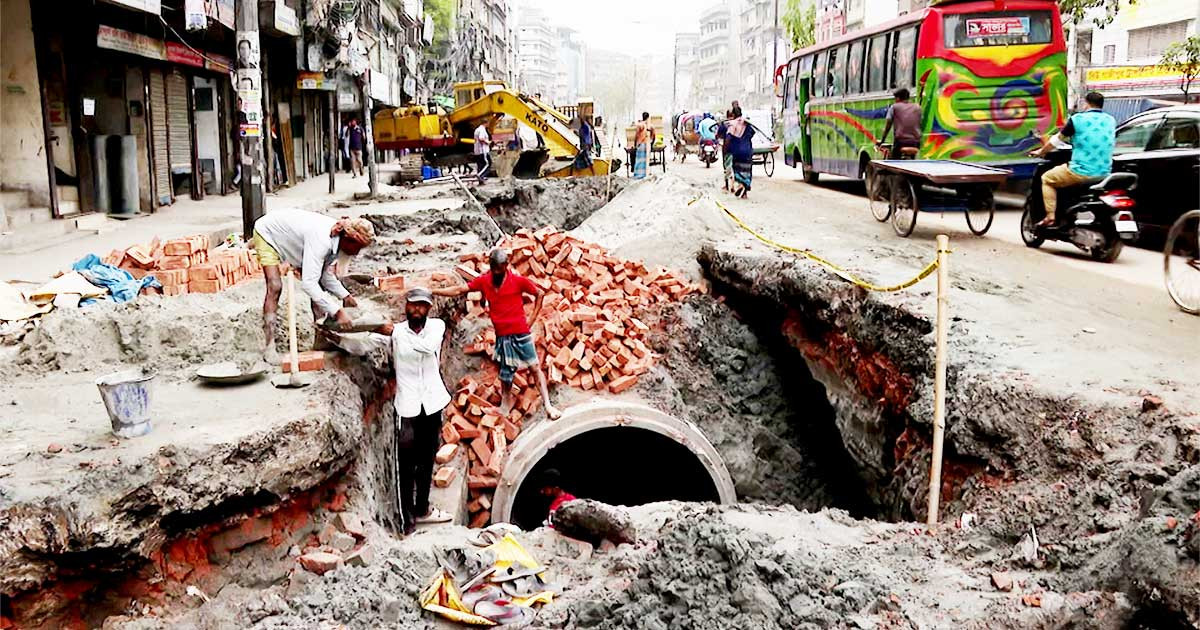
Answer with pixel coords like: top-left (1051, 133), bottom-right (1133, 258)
top-left (662, 155), bottom-right (1199, 413)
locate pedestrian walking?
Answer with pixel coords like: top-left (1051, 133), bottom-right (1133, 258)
top-left (434, 248), bottom-right (562, 420)
top-left (717, 110), bottom-right (733, 191)
top-left (250, 209), bottom-right (375, 362)
top-left (633, 112), bottom-right (653, 180)
top-left (573, 116), bottom-right (595, 173)
top-left (726, 106), bottom-right (756, 199)
top-left (347, 118), bottom-right (365, 177)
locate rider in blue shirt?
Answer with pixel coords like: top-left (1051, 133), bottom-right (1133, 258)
top-left (698, 114), bottom-right (718, 141)
top-left (1030, 91), bottom-right (1116, 226)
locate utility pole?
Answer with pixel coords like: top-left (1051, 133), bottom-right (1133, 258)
top-left (773, 0), bottom-right (780, 76)
top-left (361, 73), bottom-right (378, 196)
top-left (328, 91), bottom-right (336, 193)
top-left (235, 0), bottom-right (265, 238)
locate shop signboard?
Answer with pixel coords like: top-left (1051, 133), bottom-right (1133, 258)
top-left (206, 52), bottom-right (233, 73)
top-left (184, 0), bottom-right (206, 30)
top-left (423, 15), bottom-right (434, 45)
top-left (211, 0), bottom-right (235, 29)
top-left (274, 2), bottom-right (300, 37)
top-left (166, 42), bottom-right (205, 68)
top-left (297, 71), bottom-right (336, 91)
top-left (102, 0), bottom-right (161, 15)
top-left (97, 25), bottom-right (166, 60)
top-left (370, 71), bottom-right (391, 104)
top-left (1086, 65), bottom-right (1185, 91)
top-left (404, 76), bottom-right (416, 96)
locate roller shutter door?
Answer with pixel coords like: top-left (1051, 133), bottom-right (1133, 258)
top-left (166, 70), bottom-right (193, 171)
top-left (148, 69), bottom-right (171, 204)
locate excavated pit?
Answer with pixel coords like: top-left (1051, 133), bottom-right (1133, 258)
top-left (6, 175), bottom-right (1197, 628)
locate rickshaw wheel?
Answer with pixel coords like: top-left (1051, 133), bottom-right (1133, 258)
top-left (867, 165), bottom-right (890, 222)
top-left (764, 152), bottom-right (775, 177)
top-left (965, 188), bottom-right (995, 236)
top-left (891, 178), bottom-right (919, 237)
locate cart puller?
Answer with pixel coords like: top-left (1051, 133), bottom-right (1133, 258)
top-left (251, 209), bottom-right (376, 362)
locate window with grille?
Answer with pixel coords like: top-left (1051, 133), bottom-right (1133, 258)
top-left (1127, 20), bottom-right (1191, 61)
top-left (1103, 44), bottom-right (1116, 64)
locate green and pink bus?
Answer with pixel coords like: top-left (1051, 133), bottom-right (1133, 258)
top-left (777, 0), bottom-right (1068, 183)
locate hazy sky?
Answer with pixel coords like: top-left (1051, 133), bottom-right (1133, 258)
top-left (518, 0), bottom-right (703, 56)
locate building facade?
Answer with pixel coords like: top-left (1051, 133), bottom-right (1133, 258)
top-left (553, 27), bottom-right (587, 107)
top-left (673, 32), bottom-right (699, 114)
top-left (696, 2), bottom-right (741, 112)
top-left (737, 0), bottom-right (787, 112)
top-left (0, 0), bottom-right (429, 245)
top-left (1083, 0), bottom-right (1199, 105)
top-left (516, 4), bottom-right (555, 97)
top-left (457, 0), bottom-right (515, 83)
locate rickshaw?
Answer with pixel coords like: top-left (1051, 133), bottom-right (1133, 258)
top-left (672, 112), bottom-right (701, 162)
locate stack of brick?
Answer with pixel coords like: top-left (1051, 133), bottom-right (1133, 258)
top-left (444, 227), bottom-right (700, 527)
top-left (101, 234), bottom-right (263, 296)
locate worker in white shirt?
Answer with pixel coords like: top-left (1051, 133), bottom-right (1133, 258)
top-left (368, 287), bottom-right (453, 534)
top-left (473, 117), bottom-right (496, 185)
top-left (251, 208), bottom-right (376, 362)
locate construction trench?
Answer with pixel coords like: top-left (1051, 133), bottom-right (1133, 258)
top-left (1, 175), bottom-right (1198, 629)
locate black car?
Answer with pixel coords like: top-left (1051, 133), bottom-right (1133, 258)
top-left (1111, 105), bottom-right (1200, 238)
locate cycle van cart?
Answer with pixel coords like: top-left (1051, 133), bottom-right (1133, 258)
top-left (868, 159), bottom-right (1009, 238)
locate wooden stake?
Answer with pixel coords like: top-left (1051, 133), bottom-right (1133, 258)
top-left (926, 234), bottom-right (950, 526)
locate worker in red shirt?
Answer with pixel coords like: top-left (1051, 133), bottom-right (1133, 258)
top-left (539, 468), bottom-right (576, 527)
top-left (435, 248), bottom-right (562, 420)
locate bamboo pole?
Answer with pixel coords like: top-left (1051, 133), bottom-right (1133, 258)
top-left (926, 234), bottom-right (950, 527)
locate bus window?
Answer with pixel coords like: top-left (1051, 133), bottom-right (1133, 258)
top-left (891, 27), bottom-right (917, 89)
top-left (943, 11), bottom-right (1053, 48)
top-left (866, 33), bottom-right (889, 93)
top-left (829, 46), bottom-right (845, 97)
top-left (847, 40), bottom-right (865, 95)
top-left (783, 59), bottom-right (798, 109)
top-left (813, 51), bottom-right (827, 97)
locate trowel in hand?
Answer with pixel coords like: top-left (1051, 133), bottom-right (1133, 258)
top-left (271, 273), bottom-right (314, 389)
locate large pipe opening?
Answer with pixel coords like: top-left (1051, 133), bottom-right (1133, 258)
top-left (509, 426), bottom-right (721, 530)
top-left (491, 401), bottom-right (737, 527)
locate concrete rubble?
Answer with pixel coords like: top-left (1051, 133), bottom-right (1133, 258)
top-left (1, 174), bottom-right (1197, 628)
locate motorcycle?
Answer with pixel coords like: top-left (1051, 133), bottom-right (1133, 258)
top-left (700, 138), bottom-right (718, 168)
top-left (1022, 149), bottom-right (1140, 263)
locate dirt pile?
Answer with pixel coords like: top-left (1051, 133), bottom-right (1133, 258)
top-left (472, 176), bottom-right (629, 234)
top-left (5, 283), bottom-right (271, 377)
top-left (571, 175), bottom-right (734, 279)
top-left (109, 502), bottom-right (1136, 629)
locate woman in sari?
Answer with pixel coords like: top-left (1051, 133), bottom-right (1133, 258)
top-left (726, 107), bottom-right (756, 198)
top-left (633, 112), bottom-right (652, 179)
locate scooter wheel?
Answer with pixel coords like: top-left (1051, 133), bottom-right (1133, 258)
top-left (1020, 202), bottom-right (1045, 248)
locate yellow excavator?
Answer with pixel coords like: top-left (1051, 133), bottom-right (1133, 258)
top-left (373, 81), bottom-right (617, 179)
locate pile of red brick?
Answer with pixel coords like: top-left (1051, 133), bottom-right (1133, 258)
top-left (102, 234), bottom-right (263, 296)
top-left (426, 227), bottom-right (700, 527)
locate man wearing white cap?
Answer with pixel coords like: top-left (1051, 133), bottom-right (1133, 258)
top-left (372, 286), bottom-right (454, 534)
top-left (251, 209), bottom-right (376, 361)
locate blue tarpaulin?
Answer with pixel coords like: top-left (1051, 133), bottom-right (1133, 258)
top-left (71, 254), bottom-right (161, 304)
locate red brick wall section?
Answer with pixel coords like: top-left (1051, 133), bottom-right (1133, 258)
top-left (4, 474), bottom-right (349, 628)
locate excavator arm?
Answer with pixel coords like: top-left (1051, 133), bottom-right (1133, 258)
top-left (447, 90), bottom-right (616, 177)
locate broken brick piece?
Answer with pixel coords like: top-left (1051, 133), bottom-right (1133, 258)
top-left (470, 436), bottom-right (492, 463)
top-left (299, 551), bottom-right (342, 575)
top-left (435, 443), bottom-right (459, 464)
top-left (281, 351), bottom-right (325, 373)
top-left (608, 375), bottom-right (639, 394)
top-left (434, 466), bottom-right (457, 488)
top-left (469, 510), bottom-right (491, 529)
top-left (467, 475), bottom-right (498, 490)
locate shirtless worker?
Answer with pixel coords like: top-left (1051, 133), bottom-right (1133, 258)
top-left (434, 248), bottom-right (562, 420)
top-left (251, 209), bottom-right (375, 361)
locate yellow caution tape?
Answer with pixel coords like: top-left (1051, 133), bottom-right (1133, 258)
top-left (691, 195), bottom-right (940, 293)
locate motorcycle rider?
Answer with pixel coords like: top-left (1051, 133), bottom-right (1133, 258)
top-left (1029, 92), bottom-right (1116, 227)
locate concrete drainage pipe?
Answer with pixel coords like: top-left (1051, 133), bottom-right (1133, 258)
top-left (491, 400), bottom-right (737, 528)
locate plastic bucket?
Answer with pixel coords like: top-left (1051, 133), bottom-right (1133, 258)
top-left (95, 368), bottom-right (156, 438)
top-left (422, 165), bottom-right (433, 180)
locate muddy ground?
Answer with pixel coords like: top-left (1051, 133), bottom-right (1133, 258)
top-left (2, 173), bottom-right (1198, 628)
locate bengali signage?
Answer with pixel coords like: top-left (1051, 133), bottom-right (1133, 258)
top-left (297, 71), bottom-right (336, 91)
top-left (1086, 65), bottom-right (1185, 91)
top-left (102, 0), bottom-right (161, 14)
top-left (965, 17), bottom-right (1029, 38)
top-left (206, 52), bottom-right (233, 73)
top-left (97, 25), bottom-right (166, 60)
top-left (166, 42), bottom-right (204, 68)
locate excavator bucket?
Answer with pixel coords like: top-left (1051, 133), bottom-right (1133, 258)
top-left (513, 149), bottom-right (550, 179)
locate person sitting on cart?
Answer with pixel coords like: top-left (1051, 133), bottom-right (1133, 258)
top-left (876, 88), bottom-right (922, 158)
top-left (1029, 91), bottom-right (1116, 228)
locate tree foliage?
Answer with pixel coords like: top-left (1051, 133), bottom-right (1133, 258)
top-left (1057, 0), bottom-right (1133, 27)
top-left (1162, 35), bottom-right (1200, 103)
top-left (782, 0), bottom-right (816, 51)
